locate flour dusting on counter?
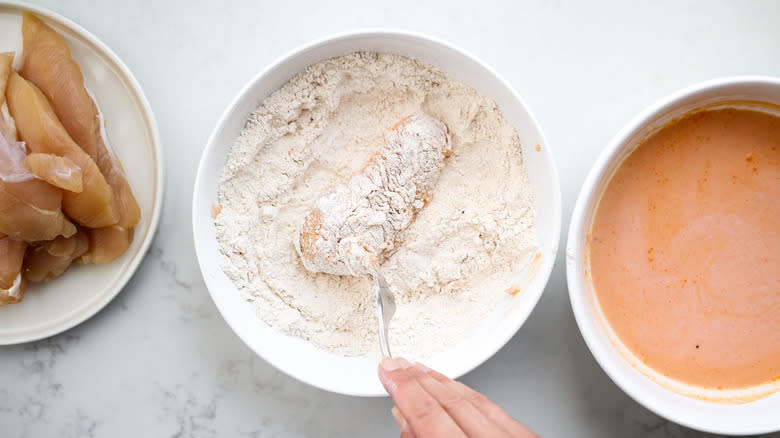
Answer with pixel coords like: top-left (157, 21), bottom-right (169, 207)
top-left (216, 53), bottom-right (537, 360)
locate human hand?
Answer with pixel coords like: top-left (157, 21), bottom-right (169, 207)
top-left (378, 357), bottom-right (539, 438)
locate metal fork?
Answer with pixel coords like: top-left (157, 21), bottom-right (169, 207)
top-left (369, 267), bottom-right (396, 358)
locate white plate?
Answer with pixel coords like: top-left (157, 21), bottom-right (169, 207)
top-left (193, 30), bottom-right (561, 396)
top-left (0, 2), bottom-right (163, 345)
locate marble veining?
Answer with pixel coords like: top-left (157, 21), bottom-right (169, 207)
top-left (2, 0), bottom-right (780, 437)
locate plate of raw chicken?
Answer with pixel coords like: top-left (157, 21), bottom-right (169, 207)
top-left (0, 3), bottom-right (162, 344)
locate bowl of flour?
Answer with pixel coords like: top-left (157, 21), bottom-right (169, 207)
top-left (193, 29), bottom-right (561, 396)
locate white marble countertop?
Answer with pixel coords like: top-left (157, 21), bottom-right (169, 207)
top-left (2, 1), bottom-right (780, 436)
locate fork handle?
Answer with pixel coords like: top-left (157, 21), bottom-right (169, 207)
top-left (372, 270), bottom-right (393, 357)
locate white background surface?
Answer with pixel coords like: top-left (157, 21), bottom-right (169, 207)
top-left (1, 1), bottom-right (779, 437)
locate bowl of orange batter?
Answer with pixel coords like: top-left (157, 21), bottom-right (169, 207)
top-left (567, 77), bottom-right (780, 435)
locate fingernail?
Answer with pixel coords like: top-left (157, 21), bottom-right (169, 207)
top-left (391, 406), bottom-right (408, 431)
top-left (380, 357), bottom-right (401, 371)
top-left (396, 357), bottom-right (411, 368)
top-left (413, 362), bottom-right (430, 372)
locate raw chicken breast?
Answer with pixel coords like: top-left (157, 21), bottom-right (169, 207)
top-left (25, 153), bottom-right (83, 193)
top-left (0, 236), bottom-right (26, 290)
top-left (0, 61), bottom-right (76, 241)
top-left (21, 13), bottom-right (99, 159)
top-left (76, 225), bottom-right (133, 264)
top-left (0, 133), bottom-right (76, 241)
top-left (6, 72), bottom-right (118, 227)
top-left (1, 52), bottom-right (17, 145)
top-left (21, 14), bottom-right (140, 229)
top-left (24, 228), bottom-right (89, 282)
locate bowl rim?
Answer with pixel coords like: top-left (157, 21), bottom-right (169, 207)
top-left (0, 0), bottom-right (164, 345)
top-left (193, 27), bottom-right (561, 396)
top-left (566, 75), bottom-right (780, 435)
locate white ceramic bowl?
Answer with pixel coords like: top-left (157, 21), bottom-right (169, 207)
top-left (193, 30), bottom-right (561, 396)
top-left (567, 77), bottom-right (780, 435)
top-left (0, 2), bottom-right (163, 344)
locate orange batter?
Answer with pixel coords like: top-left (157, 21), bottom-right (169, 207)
top-left (589, 105), bottom-right (780, 390)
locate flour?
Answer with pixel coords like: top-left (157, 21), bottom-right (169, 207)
top-left (297, 113), bottom-right (451, 276)
top-left (216, 53), bottom-right (537, 360)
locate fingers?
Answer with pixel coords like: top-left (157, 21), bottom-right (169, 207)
top-left (379, 358), bottom-right (467, 438)
top-left (425, 368), bottom-right (539, 438)
top-left (379, 357), bottom-right (539, 438)
top-left (391, 406), bottom-right (417, 438)
top-left (403, 362), bottom-right (508, 437)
